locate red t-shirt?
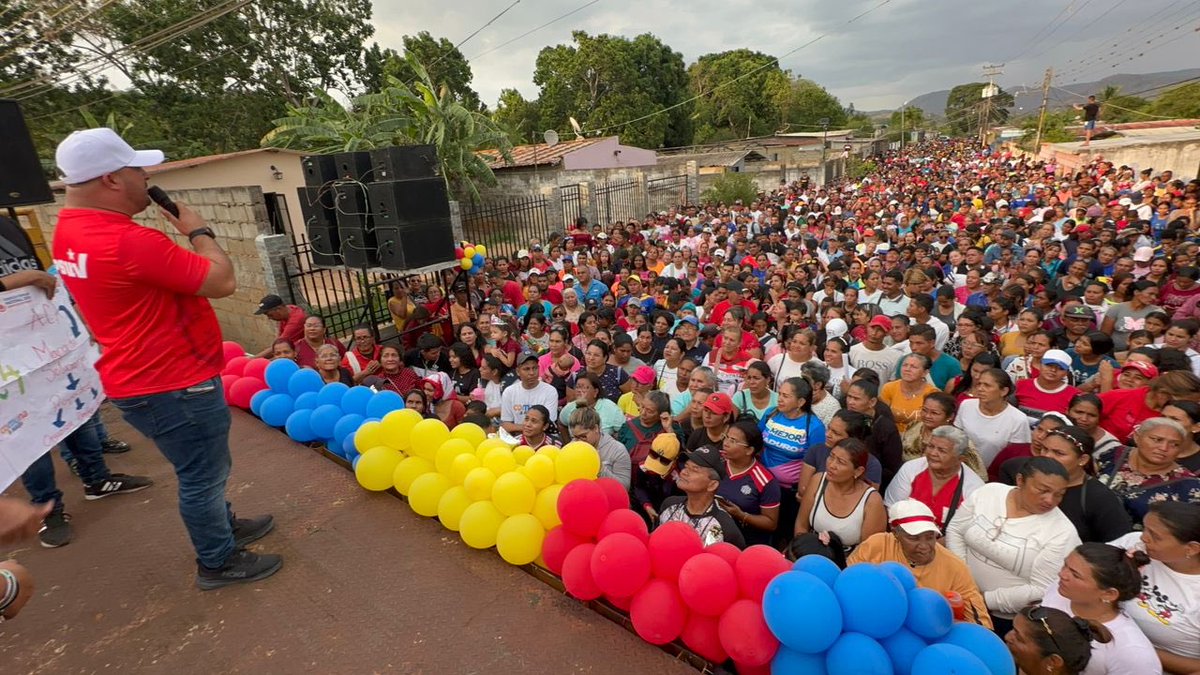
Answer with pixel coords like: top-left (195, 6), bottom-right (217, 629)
top-left (1097, 386), bottom-right (1156, 443)
top-left (51, 208), bottom-right (221, 398)
top-left (501, 280), bottom-right (525, 309)
top-left (276, 305), bottom-right (306, 344)
top-left (910, 469), bottom-right (963, 529)
top-left (1015, 379), bottom-right (1079, 414)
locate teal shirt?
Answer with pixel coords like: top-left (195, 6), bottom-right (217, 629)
top-left (893, 352), bottom-right (962, 390)
top-left (560, 399), bottom-right (625, 436)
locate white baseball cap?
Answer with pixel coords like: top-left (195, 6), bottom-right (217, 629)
top-left (56, 128), bottom-right (164, 184)
top-left (888, 499), bottom-right (940, 536)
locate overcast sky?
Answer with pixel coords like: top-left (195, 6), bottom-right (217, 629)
top-left (370, 0), bottom-right (1198, 112)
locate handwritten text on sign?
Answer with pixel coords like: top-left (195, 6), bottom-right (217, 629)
top-left (0, 283), bottom-right (102, 490)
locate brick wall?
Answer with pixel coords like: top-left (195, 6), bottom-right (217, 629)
top-left (32, 186), bottom-right (277, 352)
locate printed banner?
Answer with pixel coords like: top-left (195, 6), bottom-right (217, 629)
top-left (0, 282), bottom-right (103, 490)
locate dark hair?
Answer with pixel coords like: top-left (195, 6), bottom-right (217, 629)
top-left (1165, 399), bottom-right (1200, 426)
top-left (272, 338), bottom-right (295, 351)
top-left (612, 333), bottom-right (634, 349)
top-left (449, 342), bottom-right (478, 370)
top-left (1044, 424), bottom-right (1096, 474)
top-left (781, 376), bottom-right (813, 413)
top-left (1074, 543), bottom-right (1149, 603)
top-left (980, 367), bottom-right (1015, 398)
top-left (901, 351), bottom-right (933, 372)
top-left (525, 404), bottom-right (551, 427)
top-left (729, 419), bottom-right (765, 456)
top-left (832, 438), bottom-right (871, 472)
top-left (1067, 392), bottom-right (1102, 417)
top-left (1020, 605), bottom-right (1112, 674)
top-left (851, 367), bottom-right (880, 385)
top-left (1080, 330), bottom-right (1114, 356)
top-left (380, 344), bottom-right (404, 359)
top-left (924, 391), bottom-right (958, 417)
top-left (848, 378), bottom-right (878, 401)
top-left (481, 354), bottom-right (507, 379)
top-left (1018, 455), bottom-right (1070, 482)
top-left (744, 360), bottom-right (774, 388)
top-left (908, 324), bottom-right (936, 343)
top-left (1147, 501), bottom-right (1200, 544)
top-left (586, 339), bottom-right (611, 357)
top-left (911, 294), bottom-right (934, 313)
top-left (785, 531), bottom-right (847, 567)
top-left (831, 409), bottom-right (872, 440)
top-left (951, 353), bottom-right (1001, 397)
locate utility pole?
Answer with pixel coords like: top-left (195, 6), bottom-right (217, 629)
top-left (1033, 67), bottom-right (1054, 152)
top-left (979, 63), bottom-right (1004, 147)
top-left (819, 117), bottom-right (830, 183)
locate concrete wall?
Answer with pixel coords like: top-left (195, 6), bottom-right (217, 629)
top-left (1037, 137), bottom-right (1200, 181)
top-left (482, 163), bottom-right (697, 203)
top-left (561, 137), bottom-right (658, 170)
top-left (32, 186), bottom-right (278, 352)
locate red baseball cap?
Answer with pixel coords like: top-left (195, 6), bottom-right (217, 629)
top-left (703, 392), bottom-right (735, 416)
top-left (869, 315), bottom-right (893, 331)
top-left (1121, 361), bottom-right (1158, 379)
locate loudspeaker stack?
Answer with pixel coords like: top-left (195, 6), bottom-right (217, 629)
top-left (0, 100), bottom-right (54, 208)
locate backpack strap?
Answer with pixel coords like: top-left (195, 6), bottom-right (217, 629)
top-left (939, 466), bottom-right (967, 535)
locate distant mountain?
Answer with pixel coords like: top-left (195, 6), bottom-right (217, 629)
top-left (902, 68), bottom-right (1200, 119)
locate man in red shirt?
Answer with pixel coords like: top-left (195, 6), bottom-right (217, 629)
top-left (51, 128), bottom-right (281, 590)
top-left (707, 280), bottom-right (757, 327)
top-left (252, 294), bottom-right (305, 358)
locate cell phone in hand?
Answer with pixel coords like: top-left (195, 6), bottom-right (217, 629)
top-left (148, 186), bottom-right (180, 218)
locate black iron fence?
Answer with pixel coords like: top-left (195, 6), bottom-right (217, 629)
top-left (647, 174), bottom-right (690, 214)
top-left (460, 194), bottom-right (557, 261)
top-left (593, 179), bottom-right (641, 224)
top-left (560, 183), bottom-right (583, 227)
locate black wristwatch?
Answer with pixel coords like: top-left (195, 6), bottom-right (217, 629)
top-left (187, 227), bottom-right (216, 242)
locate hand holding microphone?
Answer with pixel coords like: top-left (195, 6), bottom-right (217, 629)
top-left (149, 186), bottom-right (208, 239)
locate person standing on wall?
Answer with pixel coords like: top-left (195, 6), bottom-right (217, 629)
top-left (1073, 95), bottom-right (1100, 147)
top-left (50, 128), bottom-right (282, 590)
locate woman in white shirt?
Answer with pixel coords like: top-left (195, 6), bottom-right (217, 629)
top-left (954, 367), bottom-right (1032, 471)
top-left (767, 327), bottom-right (819, 387)
top-left (1108, 501), bottom-right (1200, 675)
top-left (946, 457), bottom-right (1081, 634)
top-left (1042, 543), bottom-right (1162, 675)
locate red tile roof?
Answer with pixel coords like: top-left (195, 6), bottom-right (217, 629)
top-left (477, 136), bottom-right (608, 170)
top-left (143, 148), bottom-right (306, 176)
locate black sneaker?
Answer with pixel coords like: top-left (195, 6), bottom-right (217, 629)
top-left (84, 473), bottom-right (154, 500)
top-left (232, 514), bottom-right (275, 548)
top-left (65, 457), bottom-right (80, 477)
top-left (39, 511), bottom-right (72, 548)
top-left (196, 549), bottom-right (283, 591)
top-left (101, 438), bottom-right (132, 454)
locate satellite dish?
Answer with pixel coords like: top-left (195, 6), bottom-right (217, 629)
top-left (544, 129), bottom-right (559, 147)
top-left (569, 116), bottom-right (584, 140)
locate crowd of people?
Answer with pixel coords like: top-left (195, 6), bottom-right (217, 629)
top-left (255, 139), bottom-right (1200, 674)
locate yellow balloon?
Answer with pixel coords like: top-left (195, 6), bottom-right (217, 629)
top-left (474, 244), bottom-right (487, 257)
top-left (408, 472), bottom-right (452, 517)
top-left (459, 501), bottom-right (505, 549)
top-left (536, 446), bottom-right (560, 462)
top-left (380, 408), bottom-right (422, 451)
top-left (463, 246), bottom-right (476, 259)
top-left (434, 438), bottom-right (476, 476)
top-left (355, 446), bottom-right (403, 491)
top-left (449, 422), bottom-right (486, 448)
top-left (353, 420), bottom-right (385, 453)
top-left (463, 467), bottom-right (498, 502)
top-left (409, 418), bottom-right (450, 461)
top-left (523, 454), bottom-right (556, 490)
top-left (532, 484), bottom-right (564, 530)
top-left (460, 257), bottom-right (473, 270)
top-left (393, 456), bottom-right (435, 495)
top-left (555, 441), bottom-right (601, 484)
top-left (483, 447), bottom-right (517, 476)
top-left (491, 471), bottom-right (537, 516)
top-left (437, 486), bottom-right (472, 531)
top-left (449, 453), bottom-right (481, 485)
top-left (512, 445), bottom-right (535, 465)
top-left (476, 437), bottom-right (511, 460)
top-left (496, 514), bottom-right (545, 566)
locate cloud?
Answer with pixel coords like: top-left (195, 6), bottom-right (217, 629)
top-left (369, 0), bottom-right (1198, 112)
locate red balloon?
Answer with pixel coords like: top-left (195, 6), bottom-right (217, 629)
top-left (681, 613), bottom-right (728, 664)
top-left (230, 377), bottom-right (267, 409)
top-left (735, 544), bottom-right (792, 602)
top-left (454, 247), bottom-right (465, 259)
top-left (242, 357), bottom-right (270, 381)
top-left (221, 374), bottom-right (239, 400)
top-left (606, 593), bottom-right (633, 611)
top-left (596, 509), bottom-right (649, 543)
top-left (222, 341), bottom-right (245, 364)
top-left (630, 579), bottom-right (688, 645)
top-left (706, 541), bottom-right (742, 568)
top-left (678, 553), bottom-right (738, 617)
top-left (223, 355), bottom-right (250, 377)
top-left (594, 477), bottom-right (631, 511)
top-left (648, 521), bottom-right (704, 582)
top-left (590, 533), bottom-right (651, 598)
top-left (557, 479), bottom-right (610, 538)
top-left (541, 526), bottom-right (589, 575)
top-left (718, 599), bottom-right (779, 667)
top-left (733, 662), bottom-right (772, 675)
top-left (561, 543), bottom-right (602, 601)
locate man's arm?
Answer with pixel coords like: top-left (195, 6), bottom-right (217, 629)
top-left (160, 203), bottom-right (235, 298)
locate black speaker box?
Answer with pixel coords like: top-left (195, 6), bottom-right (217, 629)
top-left (367, 178), bottom-right (455, 270)
top-left (296, 186), bottom-right (341, 266)
top-left (333, 151), bottom-right (373, 181)
top-left (339, 227), bottom-right (379, 268)
top-left (0, 100), bottom-right (53, 208)
top-left (333, 181), bottom-right (372, 229)
top-left (300, 154), bottom-right (337, 187)
top-left (370, 145), bottom-right (438, 181)
top-left (305, 225), bottom-right (342, 267)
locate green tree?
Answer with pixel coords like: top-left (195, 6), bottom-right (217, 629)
top-left (1014, 109), bottom-right (1075, 151)
top-left (688, 49), bottom-right (790, 142)
top-left (943, 82), bottom-right (1013, 137)
top-left (887, 106), bottom-right (926, 141)
top-left (1149, 82), bottom-right (1200, 119)
top-left (1095, 85), bottom-right (1150, 124)
top-left (846, 111), bottom-right (878, 137)
top-left (532, 31), bottom-right (692, 149)
top-left (701, 172), bottom-right (758, 205)
top-left (263, 53), bottom-right (513, 202)
top-left (774, 78), bottom-right (849, 132)
top-left (491, 88), bottom-right (541, 144)
top-left (361, 32), bottom-right (484, 112)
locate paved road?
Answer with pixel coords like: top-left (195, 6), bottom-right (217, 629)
top-left (1, 408), bottom-right (696, 675)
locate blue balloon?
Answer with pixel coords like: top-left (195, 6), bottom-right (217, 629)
top-left (834, 564), bottom-right (909, 639)
top-left (905, 588), bottom-right (953, 640)
top-left (285, 409), bottom-right (317, 442)
top-left (764, 571), bottom-right (842, 653)
top-left (341, 386), bottom-right (374, 416)
top-left (287, 368), bottom-right (324, 399)
top-left (333, 413), bottom-right (365, 448)
top-left (352, 454), bottom-right (362, 470)
top-left (911, 644), bottom-right (989, 675)
top-left (772, 647), bottom-right (828, 675)
top-left (310, 404), bottom-right (343, 439)
top-left (881, 628), bottom-right (928, 675)
top-left (938, 624), bottom-right (1015, 675)
top-left (365, 390), bottom-right (404, 419)
top-left (341, 434), bottom-right (359, 460)
top-left (259, 394), bottom-right (295, 427)
top-left (880, 561), bottom-right (918, 592)
top-left (249, 389), bottom-right (273, 417)
top-left (472, 253), bottom-right (484, 266)
top-left (316, 382), bottom-right (349, 408)
top-left (793, 554), bottom-right (842, 589)
top-left (264, 358), bottom-right (299, 392)
top-left (825, 632), bottom-right (893, 675)
top-left (294, 391), bottom-right (320, 410)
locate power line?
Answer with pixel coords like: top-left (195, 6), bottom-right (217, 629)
top-left (1023, 0), bottom-right (1132, 63)
top-left (469, 0), bottom-right (601, 60)
top-left (1056, 3), bottom-right (1200, 81)
top-left (0, 0), bottom-right (121, 62)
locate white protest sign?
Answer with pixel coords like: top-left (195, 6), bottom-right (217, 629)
top-left (0, 282), bottom-right (103, 490)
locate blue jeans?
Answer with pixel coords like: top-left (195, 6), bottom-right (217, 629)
top-left (58, 411), bottom-right (111, 464)
top-left (111, 377), bottom-right (236, 569)
top-left (22, 412), bottom-right (111, 511)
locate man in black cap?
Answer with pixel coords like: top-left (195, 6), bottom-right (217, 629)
top-left (252, 294), bottom-right (306, 358)
top-left (708, 280), bottom-right (756, 327)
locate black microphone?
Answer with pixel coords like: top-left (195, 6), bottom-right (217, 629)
top-left (148, 186), bottom-right (180, 218)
